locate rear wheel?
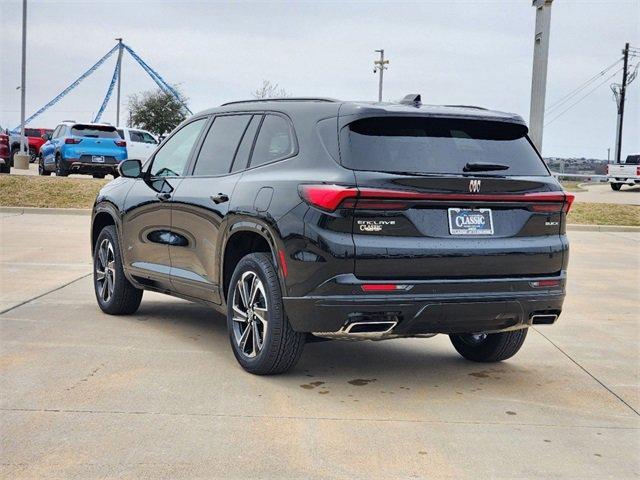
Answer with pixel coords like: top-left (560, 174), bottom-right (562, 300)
top-left (226, 252), bottom-right (305, 375)
top-left (450, 328), bottom-right (528, 362)
top-left (55, 155), bottom-right (68, 177)
top-left (610, 182), bottom-right (622, 191)
top-left (93, 225), bottom-right (143, 315)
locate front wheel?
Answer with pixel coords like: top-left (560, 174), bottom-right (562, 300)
top-left (450, 329), bottom-right (528, 362)
top-left (93, 225), bottom-right (143, 315)
top-left (38, 156), bottom-right (51, 176)
top-left (226, 252), bottom-right (305, 375)
top-left (610, 182), bottom-right (622, 191)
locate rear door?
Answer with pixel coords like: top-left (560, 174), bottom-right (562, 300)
top-left (340, 115), bottom-right (569, 279)
top-left (169, 114), bottom-right (259, 303)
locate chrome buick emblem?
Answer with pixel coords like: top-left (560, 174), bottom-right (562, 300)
top-left (469, 179), bottom-right (481, 193)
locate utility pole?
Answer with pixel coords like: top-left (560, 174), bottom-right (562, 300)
top-left (529, 0), bottom-right (553, 152)
top-left (373, 49), bottom-right (389, 102)
top-left (614, 43), bottom-right (629, 164)
top-left (115, 38), bottom-right (124, 127)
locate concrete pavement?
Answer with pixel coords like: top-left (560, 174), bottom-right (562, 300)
top-left (573, 183), bottom-right (640, 205)
top-left (1, 211), bottom-right (638, 479)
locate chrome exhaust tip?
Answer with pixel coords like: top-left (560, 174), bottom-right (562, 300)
top-left (343, 321), bottom-right (397, 335)
top-left (531, 314), bottom-right (558, 324)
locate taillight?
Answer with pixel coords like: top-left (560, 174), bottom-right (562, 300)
top-left (298, 184), bottom-right (358, 212)
top-left (65, 138), bottom-right (81, 144)
top-left (114, 140), bottom-right (126, 147)
top-left (562, 192), bottom-right (575, 213)
top-left (0, 134), bottom-right (8, 147)
top-left (636, 166), bottom-right (640, 176)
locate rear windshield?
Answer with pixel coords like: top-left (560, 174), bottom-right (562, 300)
top-left (70, 124), bottom-right (119, 139)
top-left (342, 117), bottom-right (549, 176)
top-left (24, 128), bottom-right (42, 137)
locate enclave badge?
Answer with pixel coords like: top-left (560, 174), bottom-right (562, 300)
top-left (469, 179), bottom-right (481, 193)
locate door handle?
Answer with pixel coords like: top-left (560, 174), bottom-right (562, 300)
top-left (211, 193), bottom-right (229, 204)
top-left (156, 192), bottom-right (172, 201)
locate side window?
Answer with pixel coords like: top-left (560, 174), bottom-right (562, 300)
top-left (149, 118), bottom-right (206, 177)
top-left (50, 126), bottom-right (60, 138)
top-left (250, 114), bottom-right (295, 167)
top-left (231, 115), bottom-right (261, 172)
top-left (56, 126), bottom-right (66, 138)
top-left (192, 115), bottom-right (251, 176)
top-left (130, 130), bottom-right (144, 143)
top-left (116, 129), bottom-right (124, 139)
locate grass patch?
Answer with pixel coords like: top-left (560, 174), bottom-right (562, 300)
top-left (559, 181), bottom-right (590, 192)
top-left (0, 175), bottom-right (107, 209)
top-left (568, 202), bottom-right (640, 226)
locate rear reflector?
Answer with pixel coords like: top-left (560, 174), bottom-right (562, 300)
top-left (361, 284), bottom-right (412, 292)
top-left (530, 279), bottom-right (560, 288)
top-left (300, 184), bottom-right (577, 213)
top-left (278, 249), bottom-right (288, 278)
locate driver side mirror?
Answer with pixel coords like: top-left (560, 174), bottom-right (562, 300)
top-left (118, 159), bottom-right (142, 178)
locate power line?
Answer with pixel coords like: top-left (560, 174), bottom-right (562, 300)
top-left (545, 57), bottom-right (623, 114)
top-left (544, 66), bottom-right (623, 126)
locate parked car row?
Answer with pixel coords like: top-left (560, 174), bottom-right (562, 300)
top-left (1, 122), bottom-right (157, 177)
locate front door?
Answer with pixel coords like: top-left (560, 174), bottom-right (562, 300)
top-left (169, 114), bottom-right (259, 303)
top-left (121, 118), bottom-right (208, 291)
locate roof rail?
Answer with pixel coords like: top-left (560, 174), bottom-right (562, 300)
top-left (442, 105), bottom-right (488, 110)
top-left (221, 97), bottom-right (339, 106)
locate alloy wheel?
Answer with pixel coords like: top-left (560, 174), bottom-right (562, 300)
top-left (460, 333), bottom-right (488, 346)
top-left (95, 238), bottom-right (116, 303)
top-left (231, 271), bottom-right (268, 358)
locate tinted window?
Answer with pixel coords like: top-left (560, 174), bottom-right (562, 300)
top-left (24, 128), bottom-right (41, 137)
top-left (193, 115), bottom-right (251, 176)
top-left (71, 124), bottom-right (119, 139)
top-left (117, 129), bottom-right (124, 139)
top-left (250, 115), bottom-right (294, 167)
top-left (343, 117), bottom-right (549, 176)
top-left (149, 118), bottom-right (206, 177)
top-left (231, 115), bottom-right (261, 172)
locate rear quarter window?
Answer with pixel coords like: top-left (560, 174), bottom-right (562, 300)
top-left (341, 116), bottom-right (549, 177)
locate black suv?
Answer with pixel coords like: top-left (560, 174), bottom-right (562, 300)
top-left (91, 96), bottom-right (573, 375)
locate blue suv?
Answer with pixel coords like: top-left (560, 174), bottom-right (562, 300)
top-left (39, 122), bottom-right (128, 178)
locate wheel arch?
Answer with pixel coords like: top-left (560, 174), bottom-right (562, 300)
top-left (91, 203), bottom-right (120, 256)
top-left (220, 218), bottom-right (285, 304)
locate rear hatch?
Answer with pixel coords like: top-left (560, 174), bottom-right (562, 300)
top-left (68, 124), bottom-right (125, 158)
top-left (339, 115), bottom-right (571, 279)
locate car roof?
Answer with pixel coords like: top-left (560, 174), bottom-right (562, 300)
top-left (194, 97), bottom-right (526, 126)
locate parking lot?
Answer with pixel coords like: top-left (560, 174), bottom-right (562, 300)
top-left (0, 210), bottom-right (638, 479)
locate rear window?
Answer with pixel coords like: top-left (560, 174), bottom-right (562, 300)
top-left (342, 117), bottom-right (549, 176)
top-left (24, 128), bottom-right (42, 137)
top-left (70, 124), bottom-right (119, 139)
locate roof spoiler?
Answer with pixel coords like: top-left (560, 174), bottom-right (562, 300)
top-left (399, 94), bottom-right (422, 107)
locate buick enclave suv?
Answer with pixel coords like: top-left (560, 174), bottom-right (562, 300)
top-left (91, 96), bottom-right (573, 374)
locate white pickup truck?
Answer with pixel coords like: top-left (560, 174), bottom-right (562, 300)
top-left (608, 155), bottom-right (640, 191)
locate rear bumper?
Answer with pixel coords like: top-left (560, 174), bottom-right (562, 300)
top-left (62, 158), bottom-right (119, 174)
top-left (283, 274), bottom-right (566, 334)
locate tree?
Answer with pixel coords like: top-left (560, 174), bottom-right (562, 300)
top-left (252, 80), bottom-right (289, 99)
top-left (128, 87), bottom-right (189, 136)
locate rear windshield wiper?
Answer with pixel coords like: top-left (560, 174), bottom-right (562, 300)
top-left (463, 162), bottom-right (510, 172)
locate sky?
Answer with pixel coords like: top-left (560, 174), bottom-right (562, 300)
top-left (0, 0), bottom-right (638, 159)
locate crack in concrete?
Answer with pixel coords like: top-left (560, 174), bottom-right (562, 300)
top-left (1, 406), bottom-right (637, 430)
top-left (0, 273), bottom-right (92, 316)
top-left (533, 327), bottom-right (639, 416)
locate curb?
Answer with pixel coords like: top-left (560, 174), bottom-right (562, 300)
top-left (0, 206), bottom-right (91, 216)
top-left (1, 207), bottom-right (638, 232)
top-left (567, 224), bottom-right (639, 233)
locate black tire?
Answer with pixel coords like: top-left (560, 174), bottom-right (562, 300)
top-left (0, 161), bottom-right (9, 174)
top-left (29, 146), bottom-right (37, 163)
top-left (92, 174), bottom-right (105, 179)
top-left (610, 182), bottom-right (622, 191)
top-left (450, 328), bottom-right (528, 363)
top-left (38, 155), bottom-right (51, 176)
top-left (55, 155), bottom-right (68, 177)
top-left (226, 252), bottom-right (305, 375)
top-left (93, 225), bottom-right (143, 315)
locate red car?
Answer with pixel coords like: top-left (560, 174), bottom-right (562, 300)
top-left (0, 132), bottom-right (10, 173)
top-left (24, 128), bottom-right (54, 162)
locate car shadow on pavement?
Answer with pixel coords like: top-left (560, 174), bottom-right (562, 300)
top-left (132, 299), bottom-right (532, 386)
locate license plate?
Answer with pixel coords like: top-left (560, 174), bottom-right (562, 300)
top-left (92, 156), bottom-right (105, 163)
top-left (448, 208), bottom-right (494, 235)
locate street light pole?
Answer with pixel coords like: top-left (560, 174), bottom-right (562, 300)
top-left (529, 0), bottom-right (553, 152)
top-left (19, 0), bottom-right (27, 154)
